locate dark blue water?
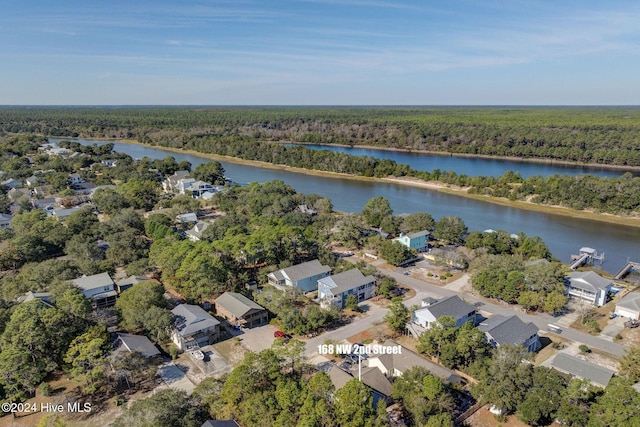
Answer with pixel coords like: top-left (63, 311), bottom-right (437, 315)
top-left (53, 139), bottom-right (640, 274)
top-left (284, 144), bottom-right (635, 178)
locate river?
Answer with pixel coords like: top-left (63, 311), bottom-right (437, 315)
top-left (52, 138), bottom-right (640, 274)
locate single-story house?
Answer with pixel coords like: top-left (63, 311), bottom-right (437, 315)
top-left (32, 185), bottom-right (51, 197)
top-left (1, 178), bottom-right (22, 189)
top-left (69, 173), bottom-right (84, 185)
top-left (171, 304), bottom-right (220, 351)
top-left (412, 295), bottom-right (476, 329)
top-left (615, 292), bottom-right (640, 320)
top-left (17, 291), bottom-right (55, 308)
top-left (176, 212), bottom-right (198, 223)
top-left (0, 213), bottom-right (12, 229)
top-left (113, 333), bottom-right (160, 358)
top-left (115, 275), bottom-right (150, 293)
top-left (368, 340), bottom-right (462, 384)
top-left (318, 269), bottom-right (376, 309)
top-left (566, 271), bottom-right (612, 307)
top-left (72, 272), bottom-right (117, 309)
top-left (51, 207), bottom-right (85, 220)
top-left (393, 230), bottom-right (430, 252)
top-left (185, 221), bottom-right (211, 242)
top-left (267, 259), bottom-right (331, 293)
top-left (25, 175), bottom-right (40, 187)
top-left (550, 353), bottom-right (614, 388)
top-left (215, 292), bottom-right (268, 328)
top-left (478, 315), bottom-right (541, 352)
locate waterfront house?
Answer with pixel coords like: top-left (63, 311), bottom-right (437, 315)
top-left (566, 271), bottom-right (612, 307)
top-left (318, 269), bottom-right (376, 309)
top-left (393, 230), bottom-right (430, 252)
top-left (162, 171), bottom-right (190, 193)
top-left (72, 272), bottom-right (117, 309)
top-left (267, 259), bottom-right (331, 293)
top-left (215, 292), bottom-right (268, 328)
top-left (550, 353), bottom-right (614, 388)
top-left (615, 291), bottom-right (640, 320)
top-left (412, 295), bottom-right (476, 329)
top-left (171, 304), bottom-right (220, 351)
top-left (478, 315), bottom-right (540, 352)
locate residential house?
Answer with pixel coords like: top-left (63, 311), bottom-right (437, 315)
top-left (368, 341), bottom-right (462, 384)
top-left (72, 272), bottom-right (117, 309)
top-left (101, 159), bottom-right (118, 167)
top-left (113, 333), bottom-right (160, 358)
top-left (176, 212), bottom-right (198, 223)
top-left (201, 420), bottom-right (241, 427)
top-left (88, 184), bottom-right (116, 198)
top-left (32, 185), bottom-right (52, 197)
top-left (189, 181), bottom-right (217, 198)
top-left (412, 295), bottom-right (476, 329)
top-left (0, 213), bottom-right (12, 229)
top-left (69, 173), bottom-right (84, 185)
top-left (550, 353), bottom-right (614, 388)
top-left (393, 230), bottom-right (430, 252)
top-left (325, 364), bottom-right (392, 406)
top-left (478, 315), bottom-right (541, 352)
top-left (186, 221), bottom-right (211, 242)
top-left (72, 182), bottom-right (97, 195)
top-left (566, 271), bottom-right (612, 307)
top-left (267, 259), bottom-right (332, 293)
top-left (171, 304), bottom-right (220, 351)
top-left (17, 291), bottom-right (55, 308)
top-left (115, 275), bottom-right (150, 293)
top-left (31, 197), bottom-right (57, 212)
top-left (215, 292), bottom-right (268, 328)
top-left (1, 178), bottom-right (22, 189)
top-left (295, 204), bottom-right (317, 215)
top-left (8, 187), bottom-right (31, 202)
top-left (615, 292), bottom-right (640, 320)
top-left (25, 175), bottom-right (40, 187)
top-left (50, 207), bottom-right (83, 220)
top-left (176, 178), bottom-right (196, 195)
top-left (318, 269), bottom-right (376, 309)
top-left (162, 171), bottom-right (190, 193)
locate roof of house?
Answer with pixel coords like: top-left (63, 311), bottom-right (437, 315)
top-left (177, 212), bottom-right (198, 223)
top-left (478, 315), bottom-right (539, 347)
top-left (406, 230), bottom-right (430, 239)
top-left (115, 275), bottom-right (149, 288)
top-left (372, 340), bottom-right (460, 383)
top-left (172, 304), bottom-right (220, 337)
top-left (17, 291), bottom-right (55, 307)
top-left (201, 420), bottom-right (241, 427)
top-left (567, 271), bottom-right (612, 292)
top-left (72, 272), bottom-right (115, 291)
top-left (551, 353), bottom-right (614, 387)
top-left (32, 197), bottom-right (57, 209)
top-left (215, 292), bottom-right (265, 318)
top-left (327, 364), bottom-right (353, 390)
top-left (524, 258), bottom-right (551, 268)
top-left (416, 295), bottom-right (475, 320)
top-left (360, 367), bottom-right (393, 397)
top-left (115, 333), bottom-right (160, 357)
top-left (0, 213), bottom-right (12, 222)
top-left (186, 221), bottom-right (211, 239)
top-left (318, 269), bottom-right (375, 294)
top-left (278, 260), bottom-right (331, 283)
top-left (617, 292), bottom-right (640, 314)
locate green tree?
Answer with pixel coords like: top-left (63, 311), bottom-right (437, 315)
top-left (589, 377), bottom-right (640, 426)
top-left (385, 297), bottom-right (409, 332)
top-left (192, 161), bottom-right (226, 185)
top-left (361, 197), bottom-right (393, 228)
top-left (401, 212), bottom-right (435, 233)
top-left (619, 346), bottom-right (640, 382)
top-left (92, 187), bottom-right (130, 215)
top-left (334, 379), bottom-right (374, 427)
top-left (64, 326), bottom-right (110, 391)
top-left (379, 240), bottom-right (414, 266)
top-left (116, 281), bottom-right (167, 332)
top-left (433, 216), bottom-right (467, 245)
top-left (111, 389), bottom-right (205, 427)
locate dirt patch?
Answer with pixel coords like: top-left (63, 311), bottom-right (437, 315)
top-left (213, 339), bottom-right (249, 367)
top-left (619, 326), bottom-right (640, 347)
top-left (347, 323), bottom-right (396, 345)
top-left (466, 405), bottom-right (538, 427)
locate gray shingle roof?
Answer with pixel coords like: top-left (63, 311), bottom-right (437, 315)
top-left (327, 365), bottom-right (353, 390)
top-left (478, 315), bottom-right (539, 347)
top-left (407, 230), bottom-right (430, 239)
top-left (318, 269), bottom-right (376, 294)
top-left (280, 260), bottom-right (331, 283)
top-left (420, 295), bottom-right (475, 320)
top-left (72, 272), bottom-right (114, 291)
top-left (373, 340), bottom-right (460, 383)
top-left (567, 271), bottom-right (612, 292)
top-left (360, 367), bottom-right (392, 397)
top-left (116, 333), bottom-right (160, 357)
top-left (617, 292), bottom-right (640, 313)
top-left (172, 304), bottom-right (220, 337)
top-left (215, 292), bottom-right (265, 319)
top-left (551, 353), bottom-right (614, 387)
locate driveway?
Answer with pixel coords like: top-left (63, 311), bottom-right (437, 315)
top-left (600, 316), bottom-right (626, 341)
top-left (158, 363), bottom-right (195, 394)
top-left (237, 324), bottom-right (278, 353)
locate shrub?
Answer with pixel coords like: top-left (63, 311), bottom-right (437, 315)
top-left (169, 344), bottom-right (180, 360)
top-left (39, 383), bottom-right (52, 397)
top-left (579, 344), bottom-right (591, 353)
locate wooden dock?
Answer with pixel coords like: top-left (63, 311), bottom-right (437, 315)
top-left (614, 261), bottom-right (640, 280)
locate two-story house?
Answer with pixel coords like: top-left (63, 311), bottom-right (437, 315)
top-left (565, 271), bottom-right (612, 307)
top-left (171, 304), bottom-right (220, 351)
top-left (412, 295), bottom-right (476, 329)
top-left (393, 230), bottom-right (430, 252)
top-left (267, 260), bottom-right (331, 293)
top-left (318, 269), bottom-right (376, 309)
top-left (72, 272), bottom-right (117, 309)
top-left (478, 315), bottom-right (541, 352)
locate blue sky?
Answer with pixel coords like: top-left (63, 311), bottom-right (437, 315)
top-left (1, 0), bottom-right (638, 105)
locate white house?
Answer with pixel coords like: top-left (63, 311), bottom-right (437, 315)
top-left (478, 315), bottom-right (541, 352)
top-left (318, 269), bottom-right (376, 309)
top-left (72, 272), bottom-right (117, 309)
top-left (267, 259), bottom-right (331, 293)
top-left (162, 171), bottom-right (190, 193)
top-left (412, 295), bottom-right (476, 329)
top-left (0, 213), bottom-right (12, 229)
top-left (615, 292), bottom-right (640, 320)
top-left (185, 221), bottom-right (211, 241)
top-left (69, 173), bottom-right (84, 185)
top-left (566, 271), bottom-right (612, 307)
top-left (171, 304), bottom-right (220, 351)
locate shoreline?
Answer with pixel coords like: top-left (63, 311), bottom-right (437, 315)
top-left (96, 138), bottom-right (640, 229)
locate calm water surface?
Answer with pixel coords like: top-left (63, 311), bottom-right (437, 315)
top-left (53, 139), bottom-right (640, 274)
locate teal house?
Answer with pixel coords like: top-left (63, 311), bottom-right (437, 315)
top-left (393, 230), bottom-right (430, 252)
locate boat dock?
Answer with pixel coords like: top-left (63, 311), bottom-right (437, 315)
top-left (570, 247), bottom-right (604, 270)
top-left (614, 260), bottom-right (640, 280)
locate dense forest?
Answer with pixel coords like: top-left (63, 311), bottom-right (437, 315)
top-left (1, 106), bottom-right (640, 165)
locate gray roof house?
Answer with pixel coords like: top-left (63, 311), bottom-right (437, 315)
top-left (171, 304), bottom-right (220, 351)
top-left (201, 420), bottom-right (241, 427)
top-left (0, 213), bottom-right (12, 229)
top-left (176, 212), bottom-right (198, 223)
top-left (115, 275), bottom-right (150, 293)
top-left (17, 291), bottom-right (55, 308)
top-left (615, 292), bottom-right (640, 321)
top-left (114, 333), bottom-right (160, 358)
top-left (1, 178), bottom-right (22, 189)
top-left (72, 272), bottom-right (117, 309)
top-left (412, 295), bottom-right (476, 330)
top-left (267, 259), bottom-right (332, 293)
top-left (215, 292), bottom-right (268, 328)
top-left (318, 269), bottom-right (376, 309)
top-left (566, 271), bottom-right (612, 307)
top-left (550, 353), bottom-right (614, 388)
top-left (368, 340), bottom-right (462, 384)
top-left (185, 221), bottom-right (211, 242)
top-left (478, 315), bottom-right (541, 352)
